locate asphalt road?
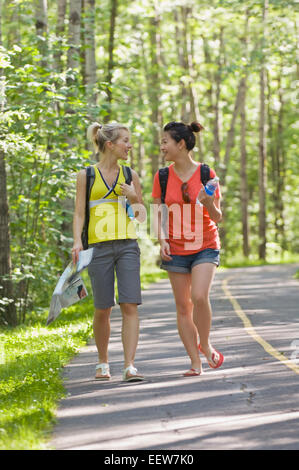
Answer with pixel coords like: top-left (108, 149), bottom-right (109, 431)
top-left (49, 263), bottom-right (299, 450)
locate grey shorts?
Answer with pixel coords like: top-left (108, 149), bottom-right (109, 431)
top-left (88, 239), bottom-right (142, 309)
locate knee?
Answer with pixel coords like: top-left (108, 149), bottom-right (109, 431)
top-left (94, 307), bottom-right (111, 320)
top-left (120, 303), bottom-right (138, 317)
top-left (176, 300), bottom-right (193, 317)
top-left (191, 292), bottom-right (209, 308)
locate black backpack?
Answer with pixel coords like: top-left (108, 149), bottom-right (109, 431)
top-left (81, 165), bottom-right (132, 250)
top-left (158, 163), bottom-right (211, 204)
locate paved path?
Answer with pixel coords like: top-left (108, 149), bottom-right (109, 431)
top-left (49, 264), bottom-right (299, 450)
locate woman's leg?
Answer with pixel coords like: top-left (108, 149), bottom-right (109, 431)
top-left (120, 302), bottom-right (139, 369)
top-left (93, 307), bottom-right (112, 364)
top-left (191, 263), bottom-right (221, 366)
top-left (115, 240), bottom-right (142, 371)
top-left (168, 271), bottom-right (202, 371)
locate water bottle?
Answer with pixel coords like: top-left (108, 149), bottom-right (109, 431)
top-left (126, 201), bottom-right (135, 220)
top-left (119, 196), bottom-right (134, 220)
top-left (204, 177), bottom-right (219, 196)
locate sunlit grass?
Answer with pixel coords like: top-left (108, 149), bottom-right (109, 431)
top-left (221, 251), bottom-right (299, 268)
top-left (0, 300), bottom-right (94, 449)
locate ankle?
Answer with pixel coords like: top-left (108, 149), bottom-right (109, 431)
top-left (124, 361), bottom-right (134, 369)
top-left (191, 360), bottom-right (202, 370)
top-left (199, 342), bottom-right (213, 356)
top-left (99, 358), bottom-right (109, 364)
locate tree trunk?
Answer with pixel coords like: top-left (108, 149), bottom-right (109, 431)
top-left (138, 135), bottom-right (145, 179)
top-left (35, 0), bottom-right (47, 37)
top-left (202, 34), bottom-right (216, 166)
top-left (0, 0), bottom-right (17, 326)
top-left (218, 75), bottom-right (244, 253)
top-left (67, 0), bottom-right (82, 72)
top-left (220, 78), bottom-right (244, 187)
top-left (240, 78), bottom-right (250, 257)
top-left (148, 8), bottom-right (162, 178)
top-left (80, 0), bottom-right (86, 87)
top-left (0, 152), bottom-right (17, 327)
top-left (66, 0), bottom-right (81, 140)
top-left (178, 11), bottom-right (188, 123)
top-left (274, 69), bottom-right (286, 251)
top-left (213, 28), bottom-right (224, 172)
top-left (105, 0), bottom-right (118, 122)
top-left (34, 0), bottom-right (48, 66)
top-left (54, 0), bottom-right (67, 73)
top-left (4, 0), bottom-right (20, 47)
top-left (258, 0), bottom-right (268, 260)
top-left (174, 9), bottom-right (189, 122)
top-left (181, 7), bottom-right (202, 160)
top-left (84, 0), bottom-right (97, 111)
top-left (63, 0), bottom-right (82, 260)
top-left (0, 0), bottom-right (2, 46)
top-left (53, 0), bottom-right (67, 122)
top-left (240, 11), bottom-right (250, 258)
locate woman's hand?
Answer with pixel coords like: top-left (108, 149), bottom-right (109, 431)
top-left (160, 239), bottom-right (172, 261)
top-left (196, 187), bottom-right (222, 223)
top-left (120, 182), bottom-right (138, 203)
top-left (72, 241), bottom-right (83, 265)
top-left (196, 187), bottom-right (215, 207)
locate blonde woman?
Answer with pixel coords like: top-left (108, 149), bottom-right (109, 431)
top-left (72, 122), bottom-right (144, 382)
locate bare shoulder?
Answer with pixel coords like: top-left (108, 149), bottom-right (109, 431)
top-left (77, 169), bottom-right (87, 181)
top-left (76, 169), bottom-right (87, 191)
top-left (131, 168), bottom-right (141, 182)
top-left (77, 168), bottom-right (87, 178)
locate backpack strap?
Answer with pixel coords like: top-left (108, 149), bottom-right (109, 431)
top-left (122, 165), bottom-right (132, 185)
top-left (158, 167), bottom-right (169, 204)
top-left (81, 166), bottom-right (95, 250)
top-left (159, 164), bottom-right (210, 204)
top-left (121, 165), bottom-right (136, 219)
top-left (200, 163), bottom-right (211, 187)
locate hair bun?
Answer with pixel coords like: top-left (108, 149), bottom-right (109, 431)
top-left (189, 121), bottom-right (204, 133)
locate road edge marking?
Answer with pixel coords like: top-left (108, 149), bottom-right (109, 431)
top-left (222, 276), bottom-right (299, 375)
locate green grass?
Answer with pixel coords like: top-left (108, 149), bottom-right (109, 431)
top-left (0, 301), bottom-right (94, 450)
top-left (221, 251), bottom-right (299, 269)
top-left (0, 266), bottom-right (166, 450)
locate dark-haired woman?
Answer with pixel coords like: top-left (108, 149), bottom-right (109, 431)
top-left (152, 121), bottom-right (224, 376)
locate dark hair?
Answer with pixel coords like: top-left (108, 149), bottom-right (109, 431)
top-left (163, 121), bottom-right (204, 151)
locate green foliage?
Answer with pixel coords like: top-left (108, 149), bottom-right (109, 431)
top-left (0, 0), bottom-right (298, 449)
top-left (0, 0), bottom-right (298, 326)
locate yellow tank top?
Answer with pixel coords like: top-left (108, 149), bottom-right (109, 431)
top-left (88, 165), bottom-right (137, 244)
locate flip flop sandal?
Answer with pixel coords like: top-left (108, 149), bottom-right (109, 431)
top-left (183, 368), bottom-right (202, 377)
top-left (123, 365), bottom-right (144, 382)
top-left (95, 363), bottom-right (111, 380)
top-left (199, 344), bottom-right (224, 369)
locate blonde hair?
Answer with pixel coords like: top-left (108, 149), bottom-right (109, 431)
top-left (87, 122), bottom-right (129, 153)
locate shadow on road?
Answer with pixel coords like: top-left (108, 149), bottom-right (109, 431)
top-left (50, 265), bottom-right (299, 450)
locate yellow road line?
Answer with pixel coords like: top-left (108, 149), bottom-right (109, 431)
top-left (222, 276), bottom-right (299, 375)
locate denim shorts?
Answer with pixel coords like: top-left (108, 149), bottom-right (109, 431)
top-left (160, 248), bottom-right (220, 273)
